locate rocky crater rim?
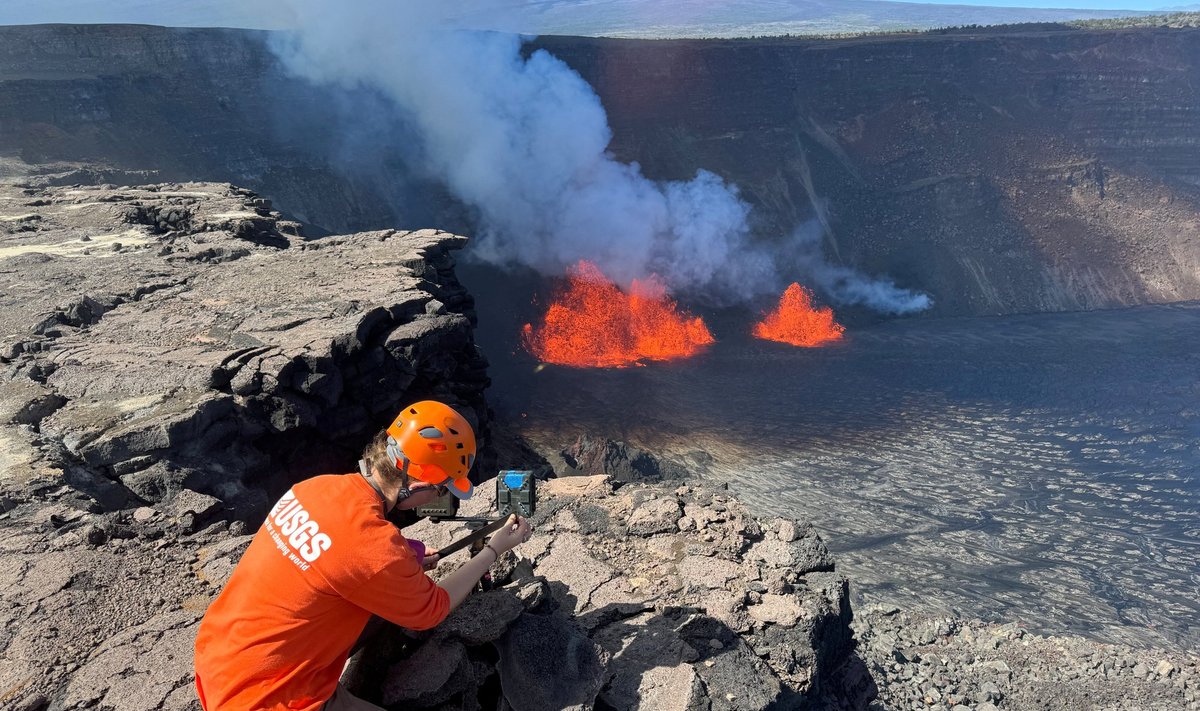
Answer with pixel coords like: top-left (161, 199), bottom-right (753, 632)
top-left (1, 181), bottom-right (488, 520)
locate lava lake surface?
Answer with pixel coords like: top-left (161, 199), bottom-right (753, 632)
top-left (494, 301), bottom-right (1200, 648)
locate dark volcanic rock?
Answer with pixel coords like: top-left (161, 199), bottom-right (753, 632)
top-left (382, 637), bottom-right (472, 707)
top-left (559, 434), bottom-right (690, 484)
top-left (433, 590), bottom-right (526, 646)
top-left (495, 613), bottom-right (607, 711)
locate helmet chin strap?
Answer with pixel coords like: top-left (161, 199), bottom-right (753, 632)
top-left (358, 458), bottom-right (412, 514)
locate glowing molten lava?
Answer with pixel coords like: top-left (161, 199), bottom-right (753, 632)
top-left (753, 283), bottom-right (845, 347)
top-left (523, 261), bottom-right (715, 368)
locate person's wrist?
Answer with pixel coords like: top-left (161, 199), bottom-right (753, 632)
top-left (485, 543), bottom-right (501, 563)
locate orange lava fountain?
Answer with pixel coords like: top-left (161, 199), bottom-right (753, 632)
top-left (753, 283), bottom-right (845, 347)
top-left (523, 261), bottom-right (715, 368)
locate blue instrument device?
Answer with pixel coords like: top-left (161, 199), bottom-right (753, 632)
top-left (421, 470), bottom-right (538, 558)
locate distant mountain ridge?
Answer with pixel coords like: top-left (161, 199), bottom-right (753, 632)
top-left (445, 0), bottom-right (1154, 37)
top-left (0, 0), bottom-right (1154, 37)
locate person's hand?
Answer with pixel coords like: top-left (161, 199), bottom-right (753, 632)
top-left (422, 549), bottom-right (440, 571)
top-left (488, 514), bottom-right (532, 555)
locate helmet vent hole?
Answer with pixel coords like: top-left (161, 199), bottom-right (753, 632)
top-left (448, 427), bottom-right (459, 435)
top-left (409, 408), bottom-right (418, 414)
top-left (460, 455), bottom-right (467, 465)
top-left (419, 427), bottom-right (443, 439)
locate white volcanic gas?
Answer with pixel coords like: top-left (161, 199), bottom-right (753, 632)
top-left (266, 1), bottom-right (929, 312)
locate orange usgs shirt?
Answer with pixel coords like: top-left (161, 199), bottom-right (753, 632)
top-left (194, 473), bottom-right (450, 711)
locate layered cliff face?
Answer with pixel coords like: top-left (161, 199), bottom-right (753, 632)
top-left (1, 24), bottom-right (1198, 315)
top-left (535, 29), bottom-right (1200, 315)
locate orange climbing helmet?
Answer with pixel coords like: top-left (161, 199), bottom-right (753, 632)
top-left (385, 400), bottom-right (476, 499)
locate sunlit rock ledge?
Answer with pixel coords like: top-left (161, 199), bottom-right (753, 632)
top-left (390, 467), bottom-right (868, 710)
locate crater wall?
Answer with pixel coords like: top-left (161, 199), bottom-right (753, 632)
top-left (2, 24), bottom-right (1198, 315)
top-left (536, 29), bottom-right (1200, 315)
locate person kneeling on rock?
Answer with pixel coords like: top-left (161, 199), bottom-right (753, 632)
top-left (193, 400), bottom-right (532, 711)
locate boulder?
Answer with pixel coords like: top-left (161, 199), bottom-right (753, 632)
top-left (171, 489), bottom-right (222, 520)
top-left (749, 593), bottom-right (806, 626)
top-left (558, 435), bottom-right (688, 484)
top-left (540, 474), bottom-right (610, 498)
top-left (434, 590), bottom-right (526, 645)
top-left (382, 638), bottom-right (471, 707)
top-left (626, 496), bottom-right (682, 537)
top-left (534, 533), bottom-right (618, 614)
top-left (495, 613), bottom-right (607, 711)
top-left (636, 664), bottom-right (707, 711)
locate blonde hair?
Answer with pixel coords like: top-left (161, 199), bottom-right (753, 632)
top-left (362, 430), bottom-right (406, 485)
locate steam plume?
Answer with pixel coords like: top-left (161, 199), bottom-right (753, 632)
top-left (268, 2), bottom-right (764, 299)
top-left (785, 222), bottom-right (932, 314)
top-left (269, 1), bottom-right (929, 312)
